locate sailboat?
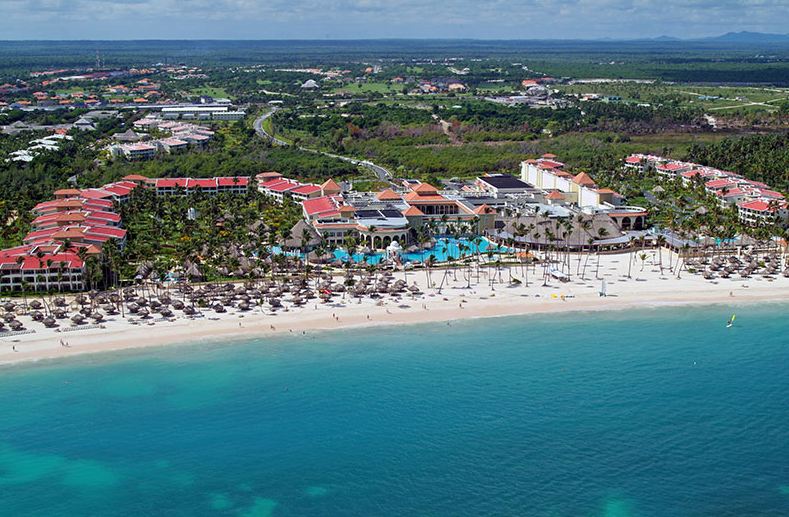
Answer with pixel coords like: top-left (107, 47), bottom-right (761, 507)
top-left (727, 314), bottom-right (736, 328)
top-left (599, 279), bottom-right (608, 297)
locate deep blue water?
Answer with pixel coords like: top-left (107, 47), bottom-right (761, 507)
top-left (1, 304), bottom-right (789, 516)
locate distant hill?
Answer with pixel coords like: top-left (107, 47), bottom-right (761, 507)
top-left (703, 31), bottom-right (789, 43)
top-left (652, 35), bottom-right (680, 42)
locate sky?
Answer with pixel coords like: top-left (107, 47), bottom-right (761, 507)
top-left (4, 0), bottom-right (789, 40)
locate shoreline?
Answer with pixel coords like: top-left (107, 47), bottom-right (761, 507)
top-left (2, 251), bottom-right (789, 368)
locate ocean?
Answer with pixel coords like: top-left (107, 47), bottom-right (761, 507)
top-left (1, 304), bottom-right (788, 516)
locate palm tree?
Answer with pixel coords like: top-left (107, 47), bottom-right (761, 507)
top-left (595, 227), bottom-right (609, 280)
top-left (626, 236), bottom-right (636, 279)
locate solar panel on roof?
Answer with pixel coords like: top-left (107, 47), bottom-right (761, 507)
top-left (380, 209), bottom-right (403, 218)
top-left (355, 210), bottom-right (381, 218)
top-left (481, 175), bottom-right (529, 189)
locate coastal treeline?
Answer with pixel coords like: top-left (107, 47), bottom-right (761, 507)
top-left (686, 133), bottom-right (789, 191)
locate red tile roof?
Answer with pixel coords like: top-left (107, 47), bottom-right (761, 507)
top-left (302, 196), bottom-right (340, 217)
top-left (216, 176), bottom-right (249, 187)
top-left (291, 184), bottom-right (321, 195)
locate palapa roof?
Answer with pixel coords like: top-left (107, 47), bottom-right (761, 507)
top-left (284, 220), bottom-right (322, 249)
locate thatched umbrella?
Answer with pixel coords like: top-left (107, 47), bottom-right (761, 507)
top-left (30, 311), bottom-right (44, 321)
top-left (213, 303), bottom-right (226, 313)
top-left (3, 313), bottom-right (16, 323)
top-left (53, 308), bottom-right (68, 319)
top-left (43, 317), bottom-right (57, 328)
top-left (138, 308), bottom-right (150, 319)
top-left (9, 320), bottom-right (23, 331)
top-left (71, 314), bottom-right (85, 325)
top-left (3, 302), bottom-right (16, 312)
top-left (183, 306), bottom-right (196, 316)
top-left (29, 300), bottom-right (43, 310)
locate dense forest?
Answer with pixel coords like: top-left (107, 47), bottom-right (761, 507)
top-left (686, 133), bottom-right (789, 191)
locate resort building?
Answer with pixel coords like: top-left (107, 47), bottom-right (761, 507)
top-left (257, 176), bottom-right (331, 203)
top-left (625, 154), bottom-right (788, 226)
top-left (0, 248), bottom-right (86, 293)
top-left (0, 174), bottom-right (252, 292)
top-left (288, 178), bottom-right (496, 250)
top-left (475, 174), bottom-right (532, 198)
top-left (152, 177), bottom-right (250, 196)
top-left (521, 154), bottom-right (647, 230)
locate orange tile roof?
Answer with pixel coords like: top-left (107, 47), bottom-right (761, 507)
top-left (376, 189), bottom-right (401, 201)
top-left (573, 172), bottom-right (597, 187)
top-left (122, 174), bottom-right (149, 181)
top-left (411, 183), bottom-right (438, 194)
top-left (402, 206), bottom-right (424, 216)
top-left (54, 188), bottom-right (81, 196)
top-left (403, 191), bottom-right (451, 203)
top-left (321, 178), bottom-right (341, 193)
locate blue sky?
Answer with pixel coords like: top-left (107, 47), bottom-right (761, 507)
top-left (4, 0), bottom-right (788, 40)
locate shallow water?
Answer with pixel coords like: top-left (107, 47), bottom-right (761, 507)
top-left (1, 304), bottom-right (788, 515)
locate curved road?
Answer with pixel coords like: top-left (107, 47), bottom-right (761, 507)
top-left (253, 109), bottom-right (393, 182)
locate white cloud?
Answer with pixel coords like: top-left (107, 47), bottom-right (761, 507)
top-left (3, 0), bottom-right (788, 39)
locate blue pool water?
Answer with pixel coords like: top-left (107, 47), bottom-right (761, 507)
top-left (2, 304), bottom-right (789, 515)
top-left (333, 236), bottom-right (507, 264)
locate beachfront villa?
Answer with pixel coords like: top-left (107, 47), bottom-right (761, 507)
top-left (0, 174), bottom-right (251, 293)
top-left (625, 154), bottom-right (789, 225)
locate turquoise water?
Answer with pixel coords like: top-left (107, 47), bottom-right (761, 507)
top-left (2, 304), bottom-right (789, 515)
top-left (333, 236), bottom-right (507, 265)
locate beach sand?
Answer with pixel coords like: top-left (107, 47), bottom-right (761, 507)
top-left (2, 251), bottom-right (787, 366)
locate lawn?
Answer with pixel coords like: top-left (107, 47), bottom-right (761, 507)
top-left (190, 87), bottom-right (233, 99)
top-left (555, 83), bottom-right (789, 113)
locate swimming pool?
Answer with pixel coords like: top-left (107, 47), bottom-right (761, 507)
top-left (333, 237), bottom-right (509, 265)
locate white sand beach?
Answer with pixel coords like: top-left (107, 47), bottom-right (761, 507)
top-left (2, 250), bottom-right (788, 366)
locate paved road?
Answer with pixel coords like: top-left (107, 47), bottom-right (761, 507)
top-left (253, 108), bottom-right (289, 146)
top-left (253, 109), bottom-right (393, 181)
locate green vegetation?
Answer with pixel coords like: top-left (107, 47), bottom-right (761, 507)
top-left (332, 81), bottom-right (401, 95)
top-left (117, 188), bottom-right (302, 281)
top-left (686, 133), bottom-right (789, 191)
top-left (188, 86), bottom-right (233, 99)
